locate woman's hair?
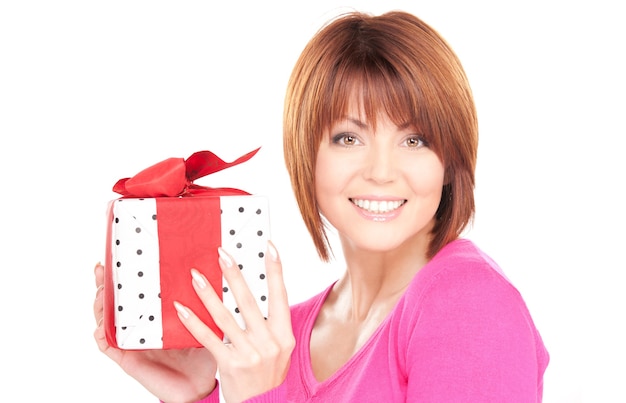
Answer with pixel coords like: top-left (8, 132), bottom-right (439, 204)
top-left (283, 11), bottom-right (478, 261)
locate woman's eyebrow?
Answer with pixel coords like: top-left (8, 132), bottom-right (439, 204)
top-left (397, 122), bottom-right (413, 131)
top-left (344, 117), bottom-right (414, 132)
top-left (344, 117), bottom-right (368, 129)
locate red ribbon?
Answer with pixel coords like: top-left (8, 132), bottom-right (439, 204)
top-left (113, 147), bottom-right (261, 197)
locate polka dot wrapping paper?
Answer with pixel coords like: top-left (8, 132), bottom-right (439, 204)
top-left (103, 195), bottom-right (271, 350)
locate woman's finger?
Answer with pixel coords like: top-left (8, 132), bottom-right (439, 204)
top-left (92, 262), bottom-right (124, 363)
top-left (265, 241), bottom-right (292, 329)
top-left (217, 247), bottom-right (266, 329)
top-left (187, 268), bottom-right (251, 346)
top-left (94, 262), bottom-right (104, 289)
top-left (173, 299), bottom-right (231, 360)
top-left (94, 287), bottom-right (104, 325)
top-left (93, 263), bottom-right (105, 325)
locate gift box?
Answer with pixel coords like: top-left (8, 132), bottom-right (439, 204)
top-left (103, 148), bottom-right (270, 350)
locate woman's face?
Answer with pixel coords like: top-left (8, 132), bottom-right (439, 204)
top-left (314, 102), bottom-right (445, 255)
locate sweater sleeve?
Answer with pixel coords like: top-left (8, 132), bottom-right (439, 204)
top-left (242, 382), bottom-right (287, 403)
top-left (160, 380), bottom-right (221, 403)
top-left (404, 262), bottom-right (546, 402)
top-left (161, 378), bottom-right (286, 403)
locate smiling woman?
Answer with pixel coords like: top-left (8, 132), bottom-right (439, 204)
top-left (279, 13), bottom-right (548, 401)
top-left (283, 11), bottom-right (478, 261)
top-left (92, 9), bottom-right (549, 403)
top-left (314, 110), bottom-right (445, 255)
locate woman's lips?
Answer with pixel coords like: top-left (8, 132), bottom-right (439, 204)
top-left (350, 198), bottom-right (407, 214)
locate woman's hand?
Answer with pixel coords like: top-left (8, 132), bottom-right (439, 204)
top-left (93, 263), bottom-right (218, 403)
top-left (174, 241), bottom-right (295, 403)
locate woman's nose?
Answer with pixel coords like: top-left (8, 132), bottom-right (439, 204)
top-left (364, 146), bottom-right (396, 184)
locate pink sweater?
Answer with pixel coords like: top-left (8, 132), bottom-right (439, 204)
top-left (197, 238), bottom-right (549, 402)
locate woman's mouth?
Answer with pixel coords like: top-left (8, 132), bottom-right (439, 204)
top-left (350, 198), bottom-right (407, 214)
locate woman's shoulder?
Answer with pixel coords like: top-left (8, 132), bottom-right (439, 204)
top-left (413, 238), bottom-right (516, 296)
top-left (402, 238), bottom-right (532, 321)
top-left (398, 240), bottom-right (550, 398)
top-left (398, 238), bottom-right (546, 350)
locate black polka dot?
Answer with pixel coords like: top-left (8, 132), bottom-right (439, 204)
top-left (149, 315), bottom-right (154, 321)
top-left (136, 249), bottom-right (142, 255)
top-left (259, 274), bottom-right (265, 280)
top-left (152, 214), bottom-right (157, 220)
top-left (229, 229), bottom-right (235, 235)
top-left (138, 293), bottom-right (144, 299)
top-left (258, 252), bottom-right (265, 258)
top-left (236, 242), bottom-right (242, 248)
top-left (135, 227), bottom-right (141, 233)
top-left (238, 207), bottom-right (244, 212)
top-left (138, 271), bottom-right (144, 277)
top-left (140, 338), bottom-right (145, 344)
top-left (256, 209), bottom-right (262, 214)
top-left (116, 261), bottom-right (121, 268)
top-left (115, 239), bottom-right (120, 245)
top-left (257, 230), bottom-right (263, 236)
top-left (260, 295), bottom-right (267, 301)
top-left (235, 307), bottom-right (240, 313)
top-left (117, 305), bottom-right (123, 312)
top-left (117, 283), bottom-right (123, 289)
top-left (223, 286), bottom-right (229, 292)
top-left (238, 264), bottom-right (243, 270)
top-left (115, 217), bottom-right (119, 223)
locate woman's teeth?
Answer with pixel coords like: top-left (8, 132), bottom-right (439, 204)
top-left (351, 199), bottom-right (406, 214)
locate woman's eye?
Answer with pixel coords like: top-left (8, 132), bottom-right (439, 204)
top-left (405, 136), bottom-right (427, 148)
top-left (343, 135), bottom-right (357, 145)
top-left (332, 133), bottom-right (359, 146)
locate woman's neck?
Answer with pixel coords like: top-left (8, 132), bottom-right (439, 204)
top-left (332, 233), bottom-right (430, 321)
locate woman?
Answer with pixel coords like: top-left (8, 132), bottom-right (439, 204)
top-left (93, 10), bottom-right (549, 402)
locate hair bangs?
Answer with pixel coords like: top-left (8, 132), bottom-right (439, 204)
top-left (319, 53), bottom-right (424, 139)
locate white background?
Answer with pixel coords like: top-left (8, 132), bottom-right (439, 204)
top-left (1, 1), bottom-right (624, 402)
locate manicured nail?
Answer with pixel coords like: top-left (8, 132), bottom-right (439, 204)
top-left (173, 301), bottom-right (190, 319)
top-left (218, 247), bottom-right (234, 269)
top-left (191, 269), bottom-right (207, 289)
top-left (267, 240), bottom-right (279, 262)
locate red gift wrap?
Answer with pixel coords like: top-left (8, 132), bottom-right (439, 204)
top-left (103, 148), bottom-right (270, 350)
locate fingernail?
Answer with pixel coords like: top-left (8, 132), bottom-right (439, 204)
top-left (191, 269), bottom-right (207, 289)
top-left (217, 247), bottom-right (234, 269)
top-left (267, 240), bottom-right (279, 262)
top-left (173, 301), bottom-right (190, 319)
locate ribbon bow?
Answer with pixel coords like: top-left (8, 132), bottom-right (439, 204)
top-left (113, 147), bottom-right (260, 198)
